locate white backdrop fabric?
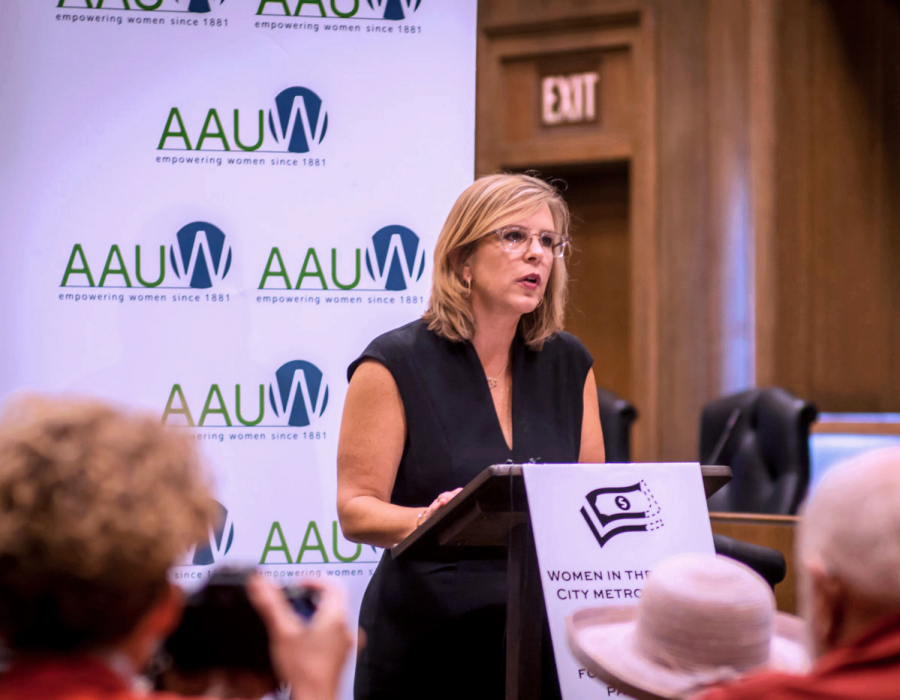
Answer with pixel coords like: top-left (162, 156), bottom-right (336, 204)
top-left (0, 1), bottom-right (476, 696)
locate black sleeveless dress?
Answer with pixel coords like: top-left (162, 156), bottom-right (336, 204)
top-left (348, 319), bottom-right (593, 699)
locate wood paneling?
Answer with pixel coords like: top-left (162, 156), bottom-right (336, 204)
top-left (654, 0), bottom-right (756, 459)
top-left (811, 1), bottom-right (886, 409)
top-left (561, 165), bottom-right (632, 400)
top-left (883, 3), bottom-right (900, 407)
top-left (708, 0), bottom-right (752, 393)
top-left (478, 23), bottom-right (640, 172)
top-left (654, 0), bottom-right (712, 460)
top-left (751, 0), bottom-right (779, 390)
top-left (478, 0), bottom-right (759, 460)
top-left (812, 419), bottom-right (900, 436)
top-left (477, 2), bottom-right (662, 460)
top-left (479, 1), bottom-right (643, 33)
top-left (627, 4), bottom-right (658, 461)
top-left (478, 0), bottom-right (900, 459)
top-left (710, 513), bottom-right (799, 614)
top-left (760, 0), bottom-right (817, 397)
top-left (760, 0), bottom-right (900, 413)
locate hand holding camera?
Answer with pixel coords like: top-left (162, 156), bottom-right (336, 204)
top-left (247, 575), bottom-right (353, 700)
top-left (159, 569), bottom-right (352, 700)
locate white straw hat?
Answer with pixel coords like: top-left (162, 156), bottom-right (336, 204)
top-left (565, 553), bottom-right (810, 699)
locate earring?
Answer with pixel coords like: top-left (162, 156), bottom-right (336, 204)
top-left (463, 278), bottom-right (471, 297)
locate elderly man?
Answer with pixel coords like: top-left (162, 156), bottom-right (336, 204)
top-left (698, 447), bottom-right (900, 699)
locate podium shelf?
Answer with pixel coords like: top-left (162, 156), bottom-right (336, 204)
top-left (392, 463), bottom-right (730, 562)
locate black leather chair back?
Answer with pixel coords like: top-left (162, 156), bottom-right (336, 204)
top-left (594, 386), bottom-right (789, 586)
top-left (596, 387), bottom-right (637, 463)
top-left (712, 534), bottom-right (786, 587)
top-left (702, 387), bottom-right (817, 514)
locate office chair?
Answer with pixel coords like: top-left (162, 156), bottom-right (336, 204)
top-left (701, 387), bottom-right (818, 515)
top-left (596, 387), bottom-right (638, 464)
top-left (597, 386), bottom-right (795, 588)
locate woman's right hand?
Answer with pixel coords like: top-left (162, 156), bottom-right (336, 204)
top-left (417, 488), bottom-right (463, 527)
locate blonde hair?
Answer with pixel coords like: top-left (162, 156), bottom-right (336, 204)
top-left (422, 173), bottom-right (570, 349)
top-left (0, 394), bottom-right (216, 651)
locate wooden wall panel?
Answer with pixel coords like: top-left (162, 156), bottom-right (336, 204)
top-left (561, 165), bottom-right (632, 400)
top-left (811, 0), bottom-right (886, 410)
top-left (708, 0), bottom-right (753, 393)
top-left (478, 0), bottom-right (900, 458)
top-left (882, 3), bottom-right (900, 406)
top-left (710, 513), bottom-right (799, 614)
top-left (760, 0), bottom-right (817, 397)
top-left (479, 0), bottom-right (645, 30)
top-left (496, 47), bottom-right (634, 165)
top-left (478, 0), bottom-right (760, 460)
top-left (499, 58), bottom-right (535, 146)
top-left (477, 2), bottom-right (663, 460)
top-left (625, 5), bottom-right (658, 461)
top-left (654, 0), bottom-right (713, 460)
top-left (479, 27), bottom-right (639, 171)
top-left (760, 0), bottom-right (900, 413)
top-left (751, 0), bottom-right (778, 390)
top-left (654, 0), bottom-right (756, 459)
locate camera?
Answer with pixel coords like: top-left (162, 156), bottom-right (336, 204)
top-left (161, 567), bottom-right (319, 678)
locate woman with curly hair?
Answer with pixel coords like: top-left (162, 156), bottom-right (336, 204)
top-left (0, 395), bottom-right (351, 700)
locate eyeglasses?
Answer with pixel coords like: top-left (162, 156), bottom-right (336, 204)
top-left (486, 225), bottom-right (569, 258)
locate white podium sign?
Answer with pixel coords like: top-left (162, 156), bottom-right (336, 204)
top-left (523, 463), bottom-right (715, 699)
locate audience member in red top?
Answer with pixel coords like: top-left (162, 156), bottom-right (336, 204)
top-left (0, 395), bottom-right (352, 700)
top-left (697, 447), bottom-right (900, 699)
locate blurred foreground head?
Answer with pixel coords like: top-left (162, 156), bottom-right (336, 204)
top-left (0, 394), bottom-right (215, 653)
top-left (798, 447), bottom-right (900, 657)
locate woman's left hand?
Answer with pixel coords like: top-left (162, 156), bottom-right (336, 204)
top-left (417, 488), bottom-right (463, 527)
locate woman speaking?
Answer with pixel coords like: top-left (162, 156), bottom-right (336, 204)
top-left (337, 173), bottom-right (605, 698)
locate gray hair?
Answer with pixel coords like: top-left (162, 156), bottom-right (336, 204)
top-left (798, 447), bottom-right (900, 607)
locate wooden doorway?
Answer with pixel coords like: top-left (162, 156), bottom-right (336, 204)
top-left (477, 8), bottom-right (658, 458)
top-left (556, 163), bottom-right (631, 401)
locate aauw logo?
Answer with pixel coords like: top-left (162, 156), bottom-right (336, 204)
top-left (158, 85), bottom-right (328, 154)
top-left (257, 224), bottom-right (425, 292)
top-left (171, 222), bottom-right (232, 289)
top-left (269, 87), bottom-right (328, 154)
top-left (270, 360), bottom-right (329, 427)
top-left (176, 0), bottom-right (226, 11)
top-left (255, 0), bottom-right (419, 19)
top-left (365, 225), bottom-right (425, 291)
top-left (162, 360), bottom-right (329, 428)
top-left (60, 222), bottom-right (232, 290)
top-left (367, 0), bottom-right (421, 20)
top-left (191, 500), bottom-right (235, 566)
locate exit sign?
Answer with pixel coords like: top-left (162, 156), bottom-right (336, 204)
top-left (541, 71), bottom-right (599, 126)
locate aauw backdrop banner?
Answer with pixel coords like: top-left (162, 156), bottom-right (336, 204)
top-left (0, 0), bottom-right (476, 694)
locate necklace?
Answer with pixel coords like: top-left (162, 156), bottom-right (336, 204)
top-left (486, 354), bottom-right (510, 389)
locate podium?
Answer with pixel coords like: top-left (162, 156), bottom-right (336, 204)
top-left (392, 464), bottom-right (731, 700)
